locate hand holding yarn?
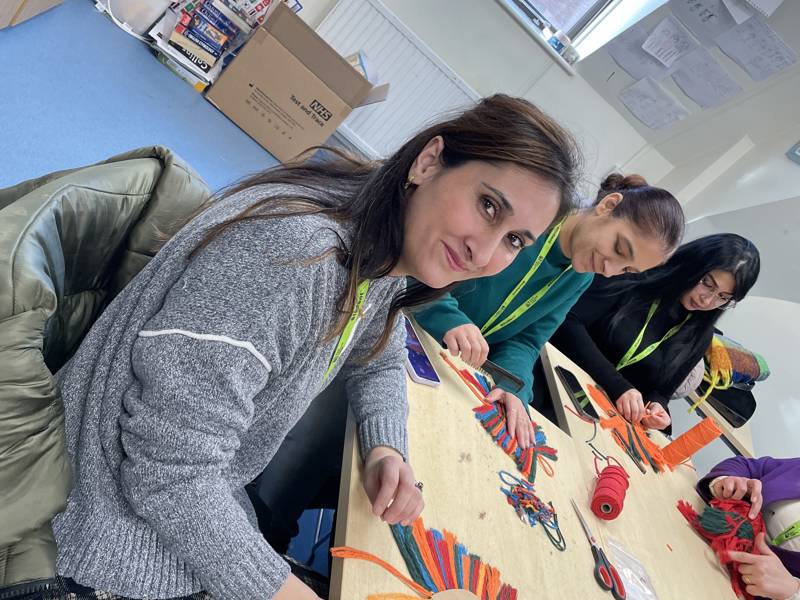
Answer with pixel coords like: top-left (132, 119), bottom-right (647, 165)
top-left (486, 387), bottom-right (535, 450)
top-left (615, 388), bottom-right (646, 423)
top-left (363, 446), bottom-right (424, 526)
top-left (711, 476), bottom-right (763, 519)
top-left (443, 323), bottom-right (489, 367)
top-left (640, 402), bottom-right (671, 430)
top-left (728, 533), bottom-right (800, 600)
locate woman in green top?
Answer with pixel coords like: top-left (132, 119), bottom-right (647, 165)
top-left (414, 173), bottom-right (684, 448)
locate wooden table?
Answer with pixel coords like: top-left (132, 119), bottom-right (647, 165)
top-left (330, 330), bottom-right (738, 600)
top-left (539, 342), bottom-right (755, 458)
top-left (541, 343), bottom-right (738, 600)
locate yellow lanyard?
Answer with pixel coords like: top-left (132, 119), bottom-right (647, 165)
top-left (323, 279), bottom-right (370, 382)
top-left (771, 519), bottom-right (800, 547)
top-left (480, 218), bottom-right (569, 338)
top-left (615, 300), bottom-right (691, 370)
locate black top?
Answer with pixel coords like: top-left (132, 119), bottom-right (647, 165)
top-left (550, 276), bottom-right (711, 411)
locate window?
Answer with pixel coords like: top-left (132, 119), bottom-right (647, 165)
top-left (507, 0), bottom-right (613, 39)
top-left (500, 0), bottom-right (668, 61)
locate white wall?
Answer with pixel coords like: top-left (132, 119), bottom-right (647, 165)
top-left (670, 295), bottom-right (800, 474)
top-left (301, 0), bottom-right (668, 188)
top-left (718, 296), bottom-right (800, 459)
top-left (299, 1), bottom-right (800, 470)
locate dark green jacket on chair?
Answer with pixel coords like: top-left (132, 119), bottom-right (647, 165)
top-left (0, 147), bottom-right (210, 592)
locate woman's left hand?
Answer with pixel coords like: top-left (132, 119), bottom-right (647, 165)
top-left (640, 403), bottom-right (671, 430)
top-left (729, 532), bottom-right (800, 600)
top-left (362, 446), bottom-right (424, 527)
top-left (485, 388), bottom-right (535, 450)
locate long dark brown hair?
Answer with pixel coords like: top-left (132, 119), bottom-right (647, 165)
top-left (594, 172), bottom-right (685, 254)
top-left (191, 94), bottom-right (582, 356)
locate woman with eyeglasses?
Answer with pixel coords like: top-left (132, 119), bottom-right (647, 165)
top-left (550, 234), bottom-right (760, 432)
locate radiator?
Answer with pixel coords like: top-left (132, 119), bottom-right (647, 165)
top-left (317, 0), bottom-right (481, 158)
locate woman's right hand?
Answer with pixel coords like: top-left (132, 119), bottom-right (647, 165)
top-left (711, 475), bottom-right (763, 519)
top-left (614, 388), bottom-right (645, 423)
top-left (442, 324), bottom-right (489, 367)
top-left (273, 573), bottom-right (322, 599)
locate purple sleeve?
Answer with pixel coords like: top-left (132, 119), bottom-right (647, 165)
top-left (696, 456), bottom-right (774, 501)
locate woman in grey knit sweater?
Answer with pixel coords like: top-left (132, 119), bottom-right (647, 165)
top-left (49, 95), bottom-right (581, 600)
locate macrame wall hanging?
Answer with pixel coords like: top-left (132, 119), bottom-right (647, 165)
top-left (585, 383), bottom-right (721, 473)
top-left (440, 351), bottom-right (558, 484)
top-left (331, 518), bottom-right (518, 600)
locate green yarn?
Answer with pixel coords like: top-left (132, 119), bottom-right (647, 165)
top-left (698, 506), bottom-right (754, 539)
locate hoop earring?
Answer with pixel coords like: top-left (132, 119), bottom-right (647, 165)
top-left (404, 175), bottom-right (415, 190)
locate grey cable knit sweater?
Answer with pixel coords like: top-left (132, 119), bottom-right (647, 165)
top-left (52, 186), bottom-right (409, 600)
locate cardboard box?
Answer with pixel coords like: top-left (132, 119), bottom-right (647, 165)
top-left (0, 0), bottom-right (62, 29)
top-left (206, 3), bottom-right (388, 162)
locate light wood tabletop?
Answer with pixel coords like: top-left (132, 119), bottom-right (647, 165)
top-left (329, 330), bottom-right (738, 600)
top-left (540, 343), bottom-right (738, 600)
top-left (540, 341), bottom-right (755, 459)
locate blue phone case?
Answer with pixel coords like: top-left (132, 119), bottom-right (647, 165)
top-left (404, 318), bottom-right (440, 383)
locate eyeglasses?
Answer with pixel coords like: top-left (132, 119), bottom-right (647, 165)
top-left (698, 274), bottom-right (736, 309)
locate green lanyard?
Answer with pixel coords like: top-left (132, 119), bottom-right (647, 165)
top-left (771, 519), bottom-right (800, 547)
top-left (616, 300), bottom-right (691, 370)
top-left (323, 279), bottom-right (370, 382)
top-left (480, 218), bottom-right (570, 338)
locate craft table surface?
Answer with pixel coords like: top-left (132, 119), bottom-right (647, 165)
top-left (541, 343), bottom-right (739, 600)
top-left (330, 331), bottom-right (738, 599)
top-left (686, 391), bottom-right (755, 458)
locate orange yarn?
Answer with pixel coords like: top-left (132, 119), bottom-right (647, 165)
top-left (586, 384), bottom-right (670, 473)
top-left (661, 417), bottom-right (722, 466)
top-left (412, 520), bottom-right (445, 591)
top-left (330, 547), bottom-right (433, 598)
top-left (440, 351), bottom-right (489, 404)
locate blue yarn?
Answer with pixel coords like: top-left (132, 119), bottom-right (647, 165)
top-left (430, 529), bottom-right (448, 591)
top-left (453, 542), bottom-right (467, 588)
top-left (389, 524), bottom-right (436, 592)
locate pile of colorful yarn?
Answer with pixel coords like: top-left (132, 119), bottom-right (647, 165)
top-left (331, 517), bottom-right (518, 599)
top-left (678, 498), bottom-right (765, 600)
top-left (498, 471), bottom-right (565, 551)
top-left (473, 401), bottom-right (558, 483)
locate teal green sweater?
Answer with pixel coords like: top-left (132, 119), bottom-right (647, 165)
top-left (414, 235), bottom-right (593, 403)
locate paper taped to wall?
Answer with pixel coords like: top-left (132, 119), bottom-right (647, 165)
top-left (722, 0), bottom-right (754, 24)
top-left (609, 25), bottom-right (675, 80)
top-left (642, 15), bottom-right (700, 67)
top-left (619, 76), bottom-right (691, 129)
top-left (744, 0), bottom-right (785, 18)
top-left (715, 15), bottom-right (796, 81)
top-left (672, 47), bottom-right (743, 107)
top-left (670, 0), bottom-right (738, 45)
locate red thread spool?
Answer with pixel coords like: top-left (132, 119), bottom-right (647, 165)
top-left (591, 456), bottom-right (629, 520)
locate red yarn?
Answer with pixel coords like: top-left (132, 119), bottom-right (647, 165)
top-left (590, 456), bottom-right (629, 520)
top-left (678, 498), bottom-right (766, 600)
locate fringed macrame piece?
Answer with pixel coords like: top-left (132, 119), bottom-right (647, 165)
top-left (473, 401), bottom-right (558, 483)
top-left (678, 498), bottom-right (765, 600)
top-left (332, 518), bottom-right (518, 600)
top-left (586, 384), bottom-right (670, 473)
